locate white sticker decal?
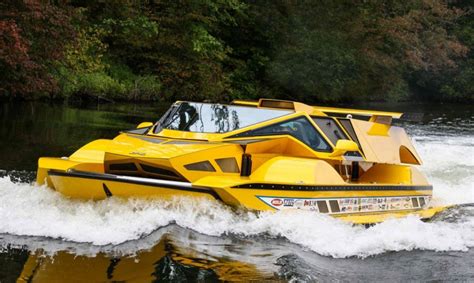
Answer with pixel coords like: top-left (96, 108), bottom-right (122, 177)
top-left (257, 195), bottom-right (431, 214)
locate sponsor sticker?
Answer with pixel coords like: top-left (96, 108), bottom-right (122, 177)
top-left (258, 195), bottom-right (428, 213)
top-left (283, 199), bottom-right (295, 207)
top-left (271, 198), bottom-right (283, 206)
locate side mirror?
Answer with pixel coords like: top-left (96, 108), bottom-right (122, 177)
top-left (329, 140), bottom-right (359, 157)
top-left (136, 122), bottom-right (153, 129)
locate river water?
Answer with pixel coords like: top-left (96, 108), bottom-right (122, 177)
top-left (0, 101), bottom-right (472, 282)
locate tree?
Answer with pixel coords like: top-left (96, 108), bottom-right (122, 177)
top-left (0, 1), bottom-right (75, 98)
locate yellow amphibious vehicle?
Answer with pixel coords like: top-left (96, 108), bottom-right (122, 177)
top-left (37, 99), bottom-right (445, 224)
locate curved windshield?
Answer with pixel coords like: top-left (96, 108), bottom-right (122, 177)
top-left (155, 102), bottom-right (292, 133)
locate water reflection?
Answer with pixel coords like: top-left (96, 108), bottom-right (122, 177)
top-left (3, 219), bottom-right (474, 282)
top-left (0, 102), bottom-right (164, 171)
top-left (10, 226), bottom-right (268, 282)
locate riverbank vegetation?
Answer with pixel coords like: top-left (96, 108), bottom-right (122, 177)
top-left (1, 1), bottom-right (472, 103)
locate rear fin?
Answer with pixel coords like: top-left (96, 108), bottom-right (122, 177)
top-left (231, 99), bottom-right (413, 122)
top-left (232, 99), bottom-right (322, 115)
top-left (367, 115), bottom-right (392, 136)
top-left (313, 106), bottom-right (403, 119)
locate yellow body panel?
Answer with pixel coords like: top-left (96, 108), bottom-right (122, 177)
top-left (250, 157), bottom-right (345, 184)
top-left (36, 99), bottom-right (444, 224)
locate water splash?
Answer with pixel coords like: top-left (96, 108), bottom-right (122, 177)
top-left (0, 176), bottom-right (473, 258)
top-left (413, 134), bottom-right (473, 205)
top-left (0, 122), bottom-right (472, 258)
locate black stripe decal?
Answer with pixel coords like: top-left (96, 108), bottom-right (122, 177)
top-left (103, 183), bottom-right (113, 197)
top-left (48, 170), bottom-right (222, 201)
top-left (232, 183), bottom-right (432, 191)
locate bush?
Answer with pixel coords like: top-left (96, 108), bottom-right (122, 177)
top-left (129, 75), bottom-right (162, 101)
top-left (57, 69), bottom-right (126, 99)
top-left (55, 59), bottom-right (163, 100)
top-left (76, 72), bottom-right (127, 98)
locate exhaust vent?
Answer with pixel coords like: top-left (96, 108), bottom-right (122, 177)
top-left (240, 154), bottom-right (252, 177)
top-left (184, 161), bottom-right (216, 172)
top-left (140, 164), bottom-right (181, 179)
top-left (215, 158), bottom-right (239, 173)
top-left (109, 163), bottom-right (138, 171)
top-left (105, 159), bottom-right (185, 181)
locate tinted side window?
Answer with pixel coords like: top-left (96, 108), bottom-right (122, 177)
top-left (312, 117), bottom-right (349, 145)
top-left (233, 117), bottom-right (332, 152)
top-left (338, 118), bottom-right (359, 144)
top-left (338, 118), bottom-right (363, 155)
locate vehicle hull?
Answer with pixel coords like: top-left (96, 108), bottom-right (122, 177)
top-left (46, 170), bottom-right (445, 224)
top-left (48, 170), bottom-right (219, 201)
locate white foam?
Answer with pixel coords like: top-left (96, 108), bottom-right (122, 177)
top-left (0, 176), bottom-right (473, 258)
top-left (0, 178), bottom-right (242, 245)
top-left (0, 126), bottom-right (472, 258)
top-left (413, 134), bottom-right (474, 205)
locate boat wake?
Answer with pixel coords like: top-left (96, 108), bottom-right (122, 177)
top-left (0, 131), bottom-right (472, 258)
top-left (0, 185), bottom-right (472, 258)
top-left (414, 133), bottom-right (473, 205)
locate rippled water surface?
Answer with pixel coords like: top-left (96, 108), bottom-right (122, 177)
top-left (0, 101), bottom-right (472, 282)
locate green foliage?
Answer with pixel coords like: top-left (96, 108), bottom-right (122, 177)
top-left (1, 0), bottom-right (471, 102)
top-left (129, 75), bottom-right (162, 101)
top-left (63, 25), bottom-right (109, 73)
top-left (57, 66), bottom-right (121, 98)
top-left (73, 72), bottom-right (126, 98)
top-left (55, 19), bottom-right (162, 101)
top-left (268, 31), bottom-right (360, 102)
top-left (102, 16), bottom-right (159, 42)
top-left (192, 25), bottom-right (226, 59)
top-left (57, 63), bottom-right (162, 101)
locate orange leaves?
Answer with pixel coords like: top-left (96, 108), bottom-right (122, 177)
top-left (0, 1), bottom-right (75, 97)
top-left (367, 0), bottom-right (468, 72)
top-left (0, 20), bottom-right (29, 67)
